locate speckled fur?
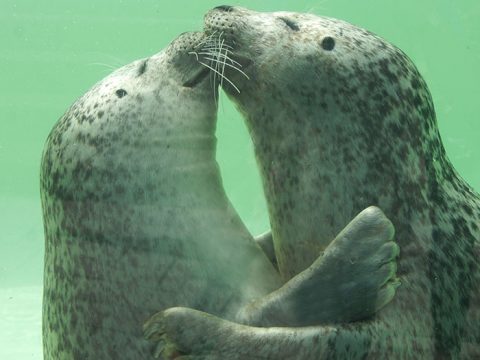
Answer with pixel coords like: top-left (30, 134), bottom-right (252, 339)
top-left (40, 32), bottom-right (283, 359)
top-left (141, 7), bottom-right (479, 359)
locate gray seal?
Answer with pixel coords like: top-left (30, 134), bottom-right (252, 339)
top-left (143, 6), bottom-right (480, 359)
top-left (41, 30), bottom-right (398, 359)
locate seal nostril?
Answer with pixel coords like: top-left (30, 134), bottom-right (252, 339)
top-left (214, 5), bottom-right (234, 12)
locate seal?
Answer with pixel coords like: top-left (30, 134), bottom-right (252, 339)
top-left (41, 30), bottom-right (399, 359)
top-left (40, 32), bottom-right (281, 359)
top-left (143, 6), bottom-right (480, 359)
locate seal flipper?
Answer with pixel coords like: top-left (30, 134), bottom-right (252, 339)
top-left (144, 307), bottom-right (340, 359)
top-left (237, 206), bottom-right (400, 326)
top-left (254, 231), bottom-right (277, 270)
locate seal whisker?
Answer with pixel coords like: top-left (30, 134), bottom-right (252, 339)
top-left (194, 34), bottom-right (214, 48)
top-left (211, 34), bottom-right (221, 105)
top-left (188, 51), bottom-right (200, 61)
top-left (209, 37), bottom-right (218, 106)
top-left (215, 35), bottom-right (227, 92)
top-left (215, 32), bottom-right (226, 76)
top-left (201, 31), bottom-right (246, 93)
top-left (201, 43), bottom-right (234, 50)
top-left (199, 52), bottom-right (243, 68)
top-left (214, 34), bottom-right (223, 91)
top-left (203, 57), bottom-right (250, 80)
top-left (202, 33), bottom-right (233, 50)
top-left (87, 62), bottom-right (118, 71)
top-left (197, 33), bottom-right (221, 104)
top-left (219, 38), bottom-right (228, 90)
top-left (198, 61), bottom-right (241, 93)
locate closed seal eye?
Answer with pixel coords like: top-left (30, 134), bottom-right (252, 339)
top-left (279, 17), bottom-right (299, 31)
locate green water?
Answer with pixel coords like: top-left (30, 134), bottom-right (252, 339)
top-left (0, 0), bottom-right (478, 358)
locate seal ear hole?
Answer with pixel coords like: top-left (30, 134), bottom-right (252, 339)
top-left (115, 89), bottom-right (128, 98)
top-left (321, 36), bottom-right (335, 51)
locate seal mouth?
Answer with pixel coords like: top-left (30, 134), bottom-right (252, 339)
top-left (182, 66), bottom-right (211, 88)
top-left (230, 54), bottom-right (253, 71)
top-left (181, 29), bottom-right (253, 91)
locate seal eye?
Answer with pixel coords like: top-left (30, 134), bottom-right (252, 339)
top-left (137, 59), bottom-right (148, 77)
top-left (321, 36), bottom-right (335, 51)
top-left (116, 89), bottom-right (128, 98)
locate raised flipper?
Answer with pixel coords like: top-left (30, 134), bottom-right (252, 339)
top-left (254, 231), bottom-right (277, 270)
top-left (237, 206), bottom-right (400, 326)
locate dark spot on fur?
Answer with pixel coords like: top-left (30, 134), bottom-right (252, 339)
top-left (411, 77), bottom-right (421, 89)
top-left (354, 38), bottom-right (363, 47)
top-left (115, 89), bottom-right (127, 98)
top-left (378, 58), bottom-right (399, 83)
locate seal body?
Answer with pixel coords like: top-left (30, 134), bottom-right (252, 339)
top-left (140, 7), bottom-right (480, 359)
top-left (40, 32), bottom-right (282, 359)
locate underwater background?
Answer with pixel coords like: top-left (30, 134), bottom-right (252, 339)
top-left (0, 0), bottom-right (479, 358)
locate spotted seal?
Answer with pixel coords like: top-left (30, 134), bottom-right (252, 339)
top-left (144, 6), bottom-right (480, 359)
top-left (40, 32), bottom-right (281, 359)
top-left (40, 30), bottom-right (399, 359)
